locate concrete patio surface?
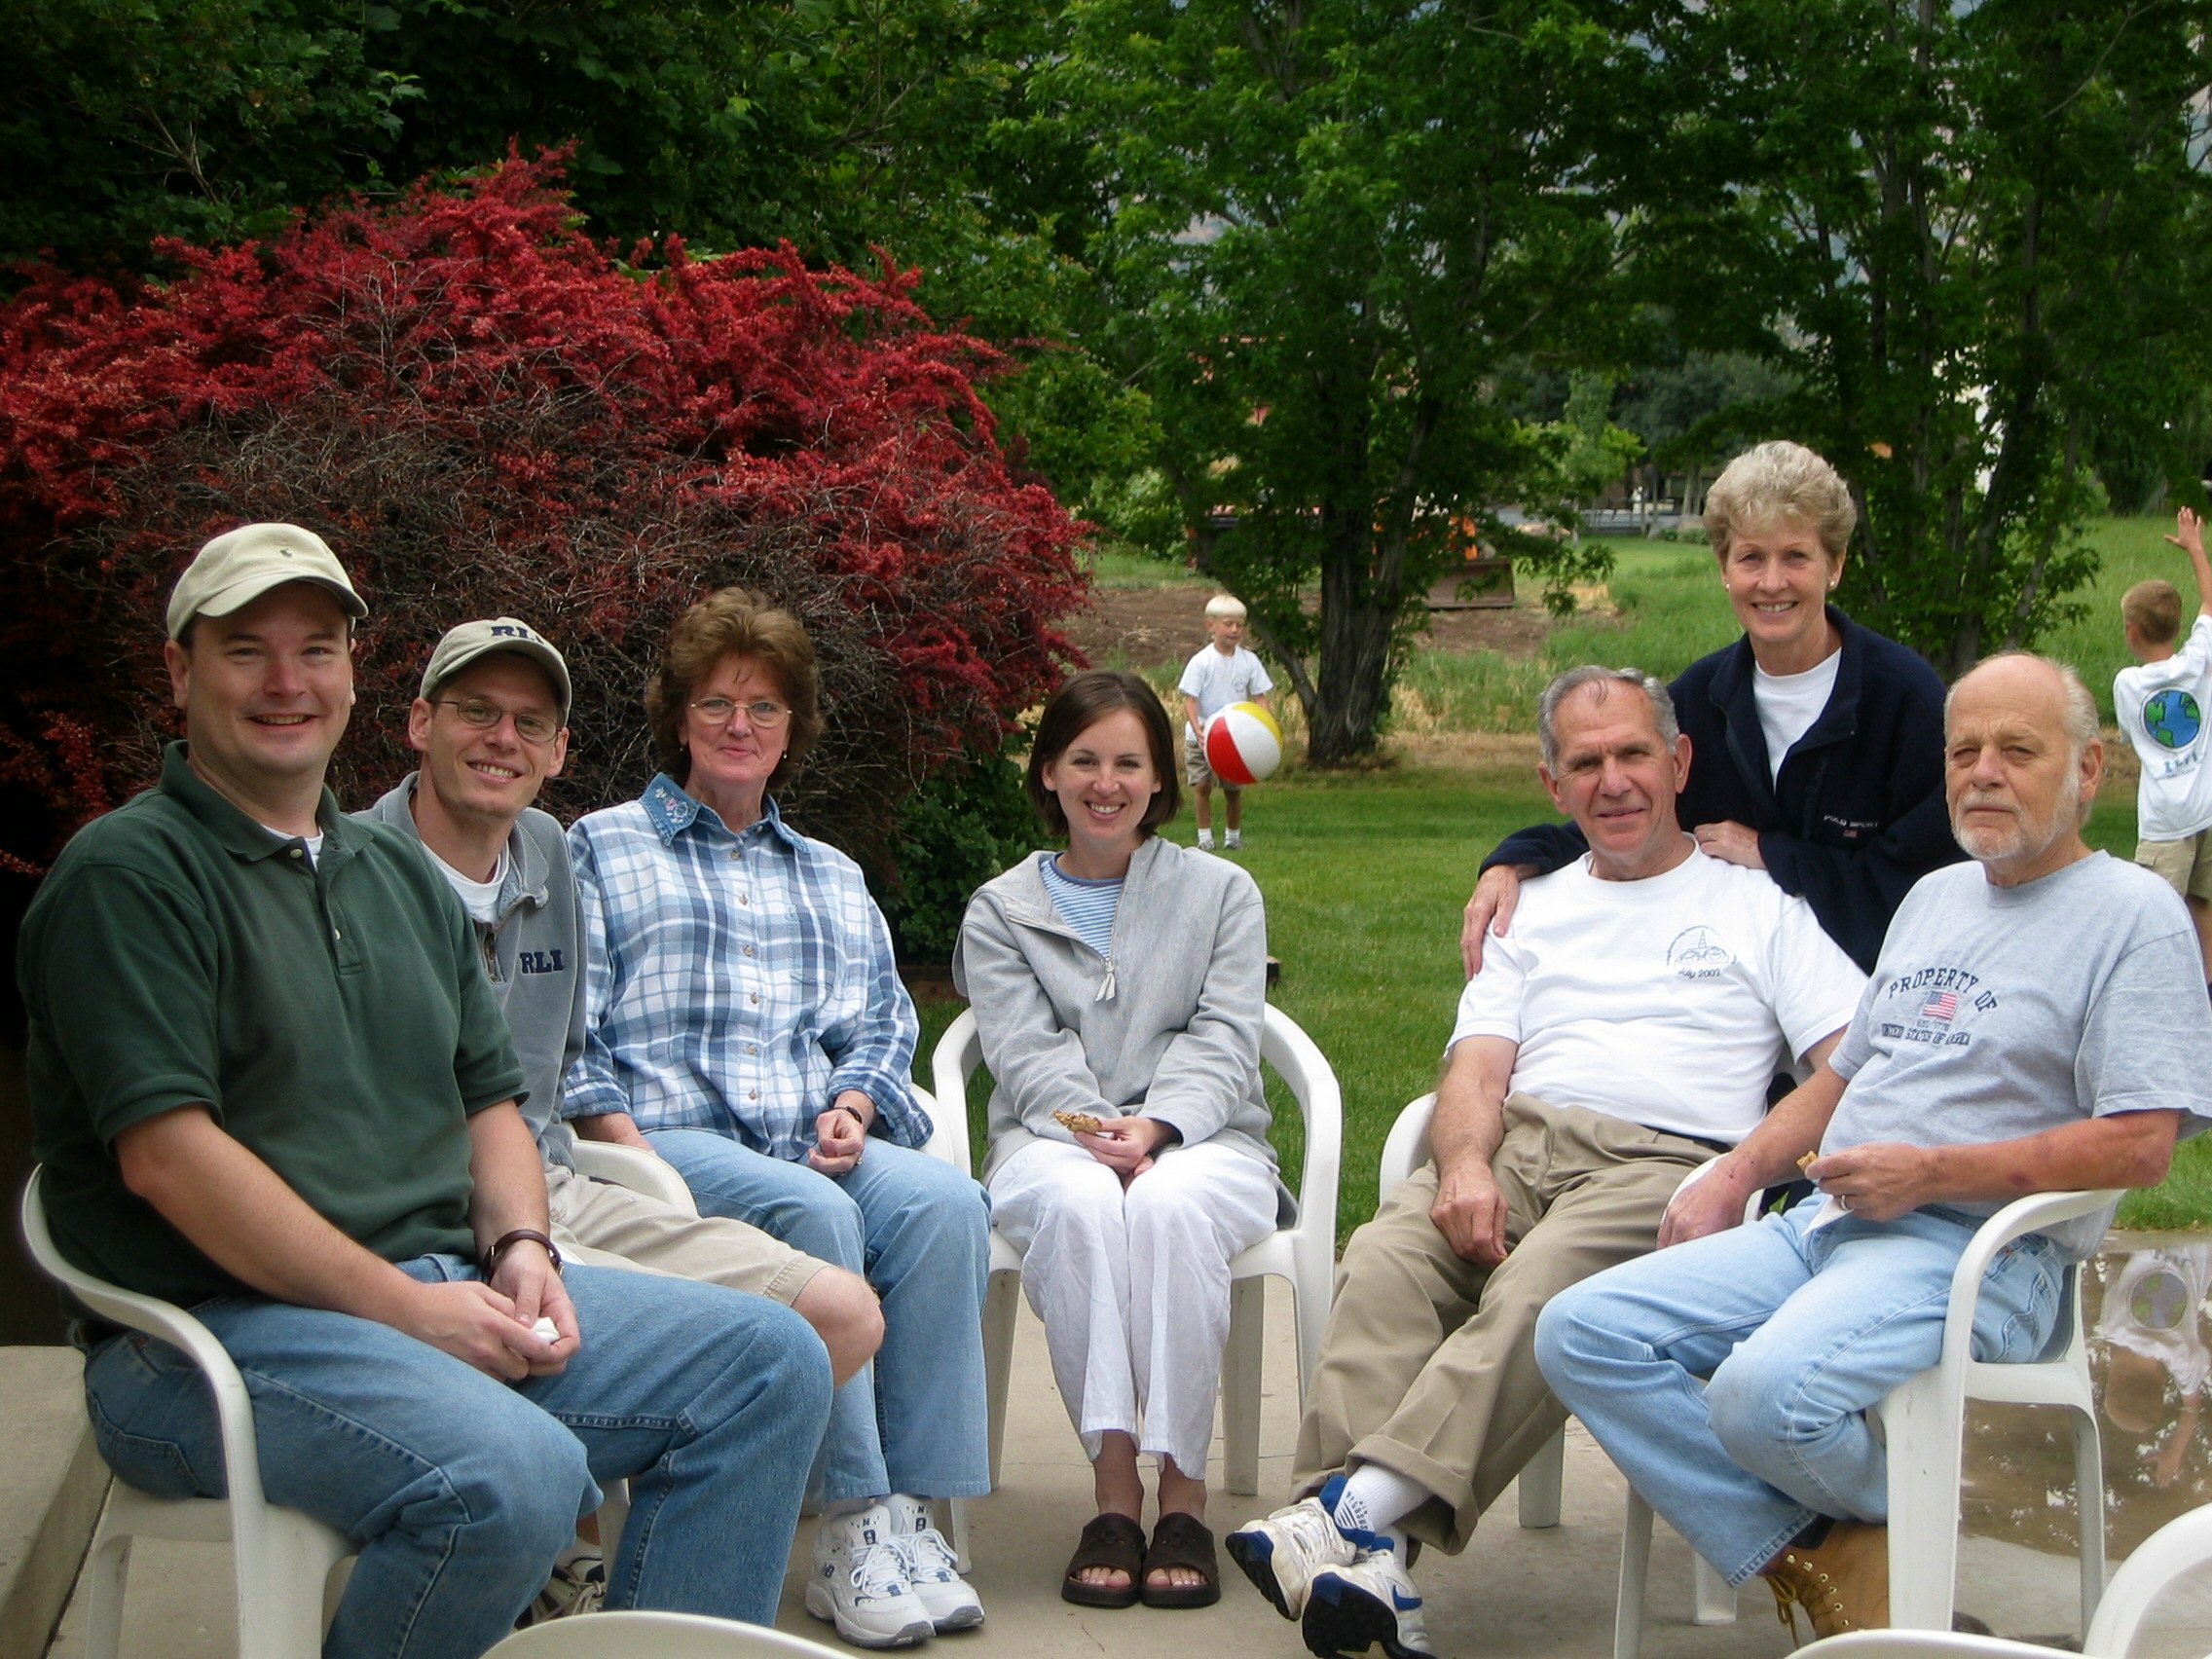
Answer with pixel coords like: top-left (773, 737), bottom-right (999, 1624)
top-left (25, 1280), bottom-right (2212, 1658)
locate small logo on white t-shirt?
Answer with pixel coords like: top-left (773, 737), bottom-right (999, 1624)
top-left (1666, 926), bottom-right (1734, 979)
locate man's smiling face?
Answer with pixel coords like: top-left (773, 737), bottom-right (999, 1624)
top-left (1540, 680), bottom-right (1692, 881)
top-left (409, 653), bottom-right (569, 830)
top-left (165, 582), bottom-right (355, 802)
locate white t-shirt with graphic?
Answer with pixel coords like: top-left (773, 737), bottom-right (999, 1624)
top-left (2116, 613), bottom-right (2212, 839)
top-left (1179, 644), bottom-right (1274, 739)
top-left (1827, 853), bottom-right (2212, 1258)
top-left (2098, 1245), bottom-right (2212, 1398)
top-left (1448, 841), bottom-right (1865, 1144)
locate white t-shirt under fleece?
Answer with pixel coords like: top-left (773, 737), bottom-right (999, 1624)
top-left (1753, 648), bottom-right (1842, 784)
top-left (1178, 644), bottom-right (1273, 739)
top-left (1449, 841), bottom-right (1866, 1145)
top-left (2116, 613), bottom-right (2212, 839)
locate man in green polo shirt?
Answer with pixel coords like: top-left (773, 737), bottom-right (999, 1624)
top-left (20, 524), bottom-right (833, 1659)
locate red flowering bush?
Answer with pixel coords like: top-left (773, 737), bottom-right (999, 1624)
top-left (0, 154), bottom-right (1088, 883)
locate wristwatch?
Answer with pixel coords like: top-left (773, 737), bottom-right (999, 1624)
top-left (482, 1228), bottom-right (563, 1279)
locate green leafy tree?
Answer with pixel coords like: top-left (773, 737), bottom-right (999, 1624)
top-left (1640, 0), bottom-right (2212, 675)
top-left (1036, 0), bottom-right (1649, 761)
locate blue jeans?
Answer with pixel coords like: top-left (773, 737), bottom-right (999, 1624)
top-left (1533, 1202), bottom-right (2064, 1586)
top-left (83, 1257), bottom-right (832, 1659)
top-left (647, 1129), bottom-right (992, 1502)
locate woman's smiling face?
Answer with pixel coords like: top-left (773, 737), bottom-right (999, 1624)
top-left (1718, 515), bottom-right (1842, 672)
top-left (1043, 707), bottom-right (1160, 868)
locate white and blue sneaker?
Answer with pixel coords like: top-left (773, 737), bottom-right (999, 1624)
top-left (1302, 1539), bottom-right (1436, 1659)
top-left (1226, 1473), bottom-right (1361, 1621)
top-left (885, 1494), bottom-right (984, 1633)
top-left (805, 1504), bottom-right (936, 1648)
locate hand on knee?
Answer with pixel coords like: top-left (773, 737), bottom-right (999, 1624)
top-left (795, 1267), bottom-right (883, 1384)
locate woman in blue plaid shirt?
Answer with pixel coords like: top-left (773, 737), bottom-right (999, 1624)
top-left (565, 588), bottom-right (992, 1650)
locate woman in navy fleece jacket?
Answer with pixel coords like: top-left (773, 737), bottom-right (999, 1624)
top-left (1462, 441), bottom-right (1962, 976)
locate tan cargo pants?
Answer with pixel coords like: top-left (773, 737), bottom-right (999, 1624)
top-left (1291, 1091), bottom-right (1717, 1553)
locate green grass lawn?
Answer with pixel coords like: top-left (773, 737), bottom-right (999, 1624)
top-left (911, 756), bottom-right (2211, 1240)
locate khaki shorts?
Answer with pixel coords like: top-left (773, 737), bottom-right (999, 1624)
top-left (546, 1162), bottom-right (827, 1306)
top-left (1184, 730), bottom-right (1237, 792)
top-left (2137, 833), bottom-right (2212, 903)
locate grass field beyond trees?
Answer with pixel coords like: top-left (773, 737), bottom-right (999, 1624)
top-left (922, 514), bottom-right (2212, 1239)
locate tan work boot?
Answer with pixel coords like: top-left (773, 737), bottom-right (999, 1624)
top-left (1759, 1520), bottom-right (1889, 1641)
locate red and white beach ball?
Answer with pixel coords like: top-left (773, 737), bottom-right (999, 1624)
top-left (1204, 701), bottom-right (1284, 786)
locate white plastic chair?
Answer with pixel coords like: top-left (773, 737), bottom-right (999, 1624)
top-left (1377, 1093), bottom-right (1740, 1659)
top-left (486, 1608), bottom-right (848, 1656)
top-left (927, 1002), bottom-right (1343, 1495)
top-left (20, 1166), bottom-right (353, 1659)
top-left (571, 1138), bottom-right (699, 1213)
top-left (1876, 1187), bottom-right (2115, 1634)
top-left (1799, 1499), bottom-right (2212, 1657)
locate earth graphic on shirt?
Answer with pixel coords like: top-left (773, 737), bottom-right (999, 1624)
top-left (2144, 689), bottom-right (2203, 751)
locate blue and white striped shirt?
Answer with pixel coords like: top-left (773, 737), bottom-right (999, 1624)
top-left (564, 776), bottom-right (927, 1161)
top-left (1038, 853), bottom-right (1122, 959)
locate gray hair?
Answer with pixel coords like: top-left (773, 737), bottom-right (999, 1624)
top-left (1945, 651), bottom-right (2102, 825)
top-left (1537, 666), bottom-right (1679, 769)
top-left (1704, 440), bottom-right (1857, 564)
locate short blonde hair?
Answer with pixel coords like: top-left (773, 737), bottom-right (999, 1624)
top-left (2123, 579), bottom-right (2184, 646)
top-left (1704, 441), bottom-right (1857, 565)
top-left (1204, 593), bottom-right (1248, 622)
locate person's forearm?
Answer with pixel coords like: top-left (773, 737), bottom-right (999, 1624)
top-left (1430, 1045), bottom-right (1511, 1177)
top-left (1721, 1062), bottom-right (1848, 1188)
top-left (1915, 1110), bottom-right (2182, 1205)
top-left (466, 1101), bottom-right (552, 1256)
top-left (116, 1107), bottom-right (421, 1325)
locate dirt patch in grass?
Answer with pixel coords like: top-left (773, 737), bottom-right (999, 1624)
top-left (1071, 580), bottom-right (1563, 671)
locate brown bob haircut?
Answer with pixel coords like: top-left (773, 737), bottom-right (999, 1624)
top-left (644, 586), bottom-right (823, 792)
top-left (1026, 670), bottom-right (1182, 838)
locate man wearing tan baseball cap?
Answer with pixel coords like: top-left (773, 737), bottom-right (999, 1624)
top-left (163, 521), bottom-right (369, 640)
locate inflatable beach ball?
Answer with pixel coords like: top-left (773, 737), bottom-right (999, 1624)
top-left (1204, 701), bottom-right (1284, 786)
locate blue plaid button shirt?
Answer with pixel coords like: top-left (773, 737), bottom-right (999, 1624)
top-left (564, 776), bottom-right (927, 1159)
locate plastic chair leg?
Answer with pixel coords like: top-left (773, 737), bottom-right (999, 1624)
top-left (948, 1496), bottom-right (975, 1576)
top-left (982, 1269), bottom-right (1020, 1490)
top-left (1616, 1487), bottom-right (1655, 1659)
top-left (1223, 1276), bottom-right (1266, 1496)
top-left (1691, 1553), bottom-right (1736, 1625)
top-left (80, 1526), bottom-right (132, 1659)
top-left (1881, 1371), bottom-right (1966, 1631)
top-left (2069, 1406), bottom-right (2105, 1631)
top-left (1519, 1422), bottom-right (1565, 1529)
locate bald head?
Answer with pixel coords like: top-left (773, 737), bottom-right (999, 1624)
top-left (1943, 652), bottom-right (2102, 886)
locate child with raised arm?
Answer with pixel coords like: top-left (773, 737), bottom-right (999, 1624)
top-left (1178, 594), bottom-right (1273, 851)
top-left (2117, 505), bottom-right (2212, 988)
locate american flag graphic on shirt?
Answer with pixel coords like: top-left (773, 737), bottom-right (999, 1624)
top-left (1920, 990), bottom-right (1959, 1022)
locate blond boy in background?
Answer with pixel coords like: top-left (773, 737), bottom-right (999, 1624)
top-left (2116, 505), bottom-right (2212, 987)
top-left (1179, 594), bottom-right (1274, 851)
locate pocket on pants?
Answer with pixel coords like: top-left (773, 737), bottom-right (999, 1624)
top-left (84, 1331), bottom-right (225, 1499)
top-left (1977, 1235), bottom-right (2065, 1364)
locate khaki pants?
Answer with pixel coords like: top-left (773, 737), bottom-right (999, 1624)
top-left (1291, 1092), bottom-right (1714, 1553)
top-left (546, 1162), bottom-right (828, 1307)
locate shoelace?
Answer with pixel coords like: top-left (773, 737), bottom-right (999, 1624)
top-left (849, 1538), bottom-right (915, 1602)
top-left (896, 1526), bottom-right (960, 1583)
top-left (1282, 1500), bottom-right (1349, 1563)
top-left (1763, 1558), bottom-right (1845, 1642)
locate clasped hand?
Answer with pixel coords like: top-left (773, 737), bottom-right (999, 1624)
top-left (403, 1245), bottom-right (579, 1382)
top-left (1075, 1116), bottom-right (1175, 1185)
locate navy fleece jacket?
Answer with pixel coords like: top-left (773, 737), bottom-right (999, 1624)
top-left (1484, 608), bottom-right (1963, 972)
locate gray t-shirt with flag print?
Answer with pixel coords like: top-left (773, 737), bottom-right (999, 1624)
top-left (1827, 851), bottom-right (2212, 1259)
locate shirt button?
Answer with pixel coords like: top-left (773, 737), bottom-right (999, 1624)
top-left (750, 992), bottom-right (760, 1005)
top-left (749, 1088), bottom-right (759, 1100)
top-left (746, 1043), bottom-right (757, 1055)
top-left (332, 929), bottom-right (342, 941)
top-left (743, 945), bottom-right (755, 957)
top-left (738, 893), bottom-right (749, 905)
top-left (289, 848), bottom-right (304, 859)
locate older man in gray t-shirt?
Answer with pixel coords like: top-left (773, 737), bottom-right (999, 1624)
top-left (1536, 652), bottom-right (2212, 1642)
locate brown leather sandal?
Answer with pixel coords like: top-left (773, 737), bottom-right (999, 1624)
top-left (1140, 1511), bottom-right (1222, 1608)
top-left (1062, 1511), bottom-right (1147, 1607)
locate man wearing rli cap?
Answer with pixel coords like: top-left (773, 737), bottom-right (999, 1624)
top-left (358, 614), bottom-right (897, 1621)
top-left (20, 524), bottom-right (834, 1659)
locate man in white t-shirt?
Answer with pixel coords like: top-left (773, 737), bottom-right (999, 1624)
top-left (1178, 593), bottom-right (1274, 850)
top-left (1228, 665), bottom-right (1863, 1659)
top-left (2116, 505), bottom-right (2212, 982)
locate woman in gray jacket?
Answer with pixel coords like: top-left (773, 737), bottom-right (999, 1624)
top-left (954, 671), bottom-right (1285, 1613)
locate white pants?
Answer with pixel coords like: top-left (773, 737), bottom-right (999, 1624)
top-left (989, 1137), bottom-right (1278, 1475)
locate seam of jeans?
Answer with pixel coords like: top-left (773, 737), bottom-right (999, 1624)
top-left (1773, 1276), bottom-right (1954, 1510)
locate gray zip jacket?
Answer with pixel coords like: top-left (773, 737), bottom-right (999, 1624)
top-left (953, 835), bottom-right (1290, 1221)
top-left (360, 776), bottom-right (587, 1171)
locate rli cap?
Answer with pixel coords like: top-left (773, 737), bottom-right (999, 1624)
top-left (166, 523), bottom-right (368, 641)
top-left (422, 618), bottom-right (572, 722)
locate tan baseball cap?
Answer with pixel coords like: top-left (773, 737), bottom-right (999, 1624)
top-left (421, 617), bottom-right (572, 721)
top-left (166, 523), bottom-right (368, 640)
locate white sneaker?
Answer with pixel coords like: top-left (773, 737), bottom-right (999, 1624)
top-left (1226, 1483), bottom-right (1358, 1621)
top-left (885, 1495), bottom-right (983, 1632)
top-left (514, 1549), bottom-right (605, 1628)
top-left (805, 1505), bottom-right (936, 1648)
top-left (1224, 830), bottom-right (1242, 849)
top-left (1198, 830), bottom-right (1217, 850)
top-left (1302, 1541), bottom-right (1436, 1659)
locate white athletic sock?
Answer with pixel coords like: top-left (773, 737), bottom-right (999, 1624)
top-left (1333, 1463), bottom-right (1428, 1549)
